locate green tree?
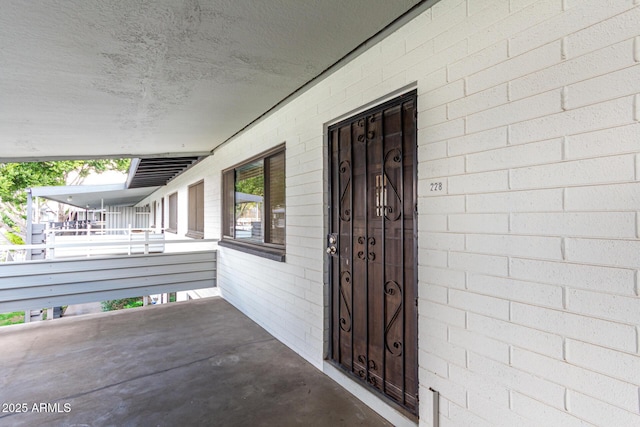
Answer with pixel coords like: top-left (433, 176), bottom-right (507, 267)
top-left (235, 175), bottom-right (264, 197)
top-left (234, 175), bottom-right (263, 220)
top-left (0, 159), bottom-right (130, 243)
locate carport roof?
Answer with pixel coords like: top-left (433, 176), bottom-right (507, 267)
top-left (30, 155), bottom-right (205, 209)
top-left (30, 184), bottom-right (159, 210)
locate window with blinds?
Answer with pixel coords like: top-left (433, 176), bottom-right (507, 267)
top-left (220, 144), bottom-right (285, 261)
top-left (187, 180), bottom-right (204, 239)
top-left (167, 192), bottom-right (178, 233)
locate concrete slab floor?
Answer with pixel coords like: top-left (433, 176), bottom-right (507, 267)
top-left (0, 297), bottom-right (392, 427)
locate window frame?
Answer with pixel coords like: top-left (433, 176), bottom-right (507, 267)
top-left (220, 143), bottom-right (286, 262)
top-left (186, 180), bottom-right (205, 239)
top-left (166, 192), bottom-right (178, 234)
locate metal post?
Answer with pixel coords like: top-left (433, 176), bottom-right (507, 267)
top-left (26, 189), bottom-right (33, 260)
top-left (430, 388), bottom-right (440, 427)
top-left (101, 198), bottom-right (104, 235)
top-left (87, 223), bottom-right (92, 257)
top-left (35, 196), bottom-right (40, 224)
top-left (48, 232), bottom-right (55, 260)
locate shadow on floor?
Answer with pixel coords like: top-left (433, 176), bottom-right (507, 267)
top-left (0, 297), bottom-right (392, 426)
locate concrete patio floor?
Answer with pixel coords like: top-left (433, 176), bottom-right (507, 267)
top-left (0, 297), bottom-right (392, 427)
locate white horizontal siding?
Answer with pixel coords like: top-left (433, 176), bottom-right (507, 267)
top-left (0, 251), bottom-right (216, 312)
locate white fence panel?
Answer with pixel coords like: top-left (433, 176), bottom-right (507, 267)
top-left (0, 251), bottom-right (216, 312)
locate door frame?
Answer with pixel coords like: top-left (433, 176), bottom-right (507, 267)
top-left (323, 88), bottom-right (419, 417)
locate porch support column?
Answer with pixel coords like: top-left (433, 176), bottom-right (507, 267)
top-left (26, 189), bottom-right (33, 261)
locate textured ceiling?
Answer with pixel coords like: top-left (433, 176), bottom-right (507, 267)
top-left (0, 0), bottom-right (422, 162)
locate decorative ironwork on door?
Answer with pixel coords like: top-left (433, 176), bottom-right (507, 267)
top-left (328, 91), bottom-right (418, 414)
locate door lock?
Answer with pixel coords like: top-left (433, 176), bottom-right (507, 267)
top-left (327, 233), bottom-right (338, 256)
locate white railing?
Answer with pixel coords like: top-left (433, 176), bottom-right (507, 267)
top-left (0, 226), bottom-right (219, 322)
top-left (0, 249), bottom-right (25, 263)
top-left (46, 228), bottom-right (165, 258)
top-left (0, 226), bottom-right (218, 261)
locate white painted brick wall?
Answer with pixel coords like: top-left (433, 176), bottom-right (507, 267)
top-left (466, 88), bottom-right (562, 133)
top-left (512, 347), bottom-right (639, 412)
top-left (509, 0), bottom-right (635, 57)
top-left (448, 170), bottom-right (509, 194)
top-left (139, 0), bottom-right (640, 425)
top-left (465, 138), bottom-right (562, 172)
top-left (510, 95), bottom-right (636, 144)
top-left (467, 312), bottom-right (563, 359)
top-left (510, 392), bottom-right (587, 427)
top-left (449, 288), bottom-right (510, 319)
top-left (510, 40), bottom-right (637, 102)
top-left (467, 273), bottom-right (563, 308)
top-left (447, 364), bottom-right (511, 409)
top-left (565, 182), bottom-right (640, 211)
top-left (566, 238), bottom-right (640, 268)
top-left (510, 212), bottom-right (637, 238)
top-left (468, 353), bottom-right (566, 409)
top-left (448, 327), bottom-right (510, 364)
top-left (449, 252), bottom-right (509, 276)
top-left (466, 187), bottom-right (563, 212)
top-left (565, 4), bottom-right (640, 58)
top-left (448, 83), bottom-right (509, 120)
top-left (568, 390), bottom-right (640, 426)
top-left (566, 339), bottom-right (640, 384)
top-left (468, 0), bottom-right (562, 54)
top-left (467, 41), bottom-right (562, 95)
top-left (510, 258), bottom-right (637, 295)
top-left (466, 392), bottom-right (538, 427)
top-left (511, 303), bottom-right (637, 353)
top-left (448, 213), bottom-right (509, 233)
top-left (565, 123), bottom-right (640, 159)
top-left (447, 126), bottom-right (507, 155)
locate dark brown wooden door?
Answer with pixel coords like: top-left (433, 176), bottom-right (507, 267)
top-left (328, 91), bottom-right (418, 414)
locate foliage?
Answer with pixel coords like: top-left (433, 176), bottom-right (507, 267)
top-left (5, 232), bottom-right (24, 245)
top-left (0, 159), bottom-right (130, 206)
top-left (0, 311), bottom-right (25, 326)
top-left (101, 297), bottom-right (144, 311)
top-left (1, 213), bottom-right (15, 228)
top-left (235, 175), bottom-right (263, 196)
top-left (0, 159), bottom-right (130, 241)
top-left (235, 175), bottom-right (264, 220)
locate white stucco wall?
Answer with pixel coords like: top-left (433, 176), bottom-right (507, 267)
top-left (139, 1), bottom-right (640, 425)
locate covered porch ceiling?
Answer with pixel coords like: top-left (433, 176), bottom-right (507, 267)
top-left (0, 0), bottom-right (425, 163)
